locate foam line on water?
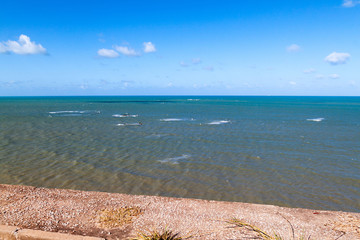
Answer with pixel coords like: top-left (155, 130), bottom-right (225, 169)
top-left (113, 114), bottom-right (138, 118)
top-left (117, 123), bottom-right (142, 126)
top-left (49, 111), bottom-right (86, 114)
top-left (307, 118), bottom-right (324, 122)
top-left (158, 154), bottom-right (191, 164)
top-left (160, 118), bottom-right (196, 122)
top-left (145, 134), bottom-right (168, 139)
top-left (49, 110), bottom-right (100, 116)
top-left (207, 120), bottom-right (230, 125)
top-left (160, 118), bottom-right (183, 122)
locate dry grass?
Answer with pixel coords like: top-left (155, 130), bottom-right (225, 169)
top-left (226, 218), bottom-right (277, 239)
top-left (226, 218), bottom-right (312, 240)
top-left (98, 206), bottom-right (142, 228)
top-left (131, 229), bottom-right (183, 240)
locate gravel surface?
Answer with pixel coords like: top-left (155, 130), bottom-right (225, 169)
top-left (0, 184), bottom-right (359, 239)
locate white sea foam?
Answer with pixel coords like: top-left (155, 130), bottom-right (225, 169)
top-left (207, 120), bottom-right (230, 125)
top-left (158, 154), bottom-right (191, 164)
top-left (160, 118), bottom-right (196, 122)
top-left (187, 99), bottom-right (200, 101)
top-left (126, 123), bottom-right (142, 126)
top-left (160, 118), bottom-right (183, 122)
top-left (49, 111), bottom-right (86, 114)
top-left (307, 118), bottom-right (324, 122)
top-left (49, 110), bottom-right (100, 115)
top-left (145, 134), bottom-right (167, 139)
top-left (117, 123), bottom-right (142, 126)
top-left (113, 114), bottom-right (138, 118)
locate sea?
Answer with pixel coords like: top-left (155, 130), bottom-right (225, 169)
top-left (0, 96), bottom-right (359, 212)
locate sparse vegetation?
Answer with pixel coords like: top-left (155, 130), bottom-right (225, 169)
top-left (226, 218), bottom-right (311, 240)
top-left (226, 218), bottom-right (277, 239)
top-left (98, 206), bottom-right (142, 228)
top-left (132, 229), bottom-right (183, 240)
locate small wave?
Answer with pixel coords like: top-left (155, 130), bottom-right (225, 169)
top-left (49, 111), bottom-right (86, 114)
top-left (307, 118), bottom-right (324, 122)
top-left (113, 114), bottom-right (138, 118)
top-left (187, 99), bottom-right (200, 101)
top-left (145, 134), bottom-right (167, 139)
top-left (160, 118), bottom-right (183, 122)
top-left (117, 122), bottom-right (142, 126)
top-left (160, 118), bottom-right (196, 122)
top-left (158, 154), bottom-right (191, 164)
top-left (207, 120), bottom-right (230, 125)
top-left (49, 110), bottom-right (100, 116)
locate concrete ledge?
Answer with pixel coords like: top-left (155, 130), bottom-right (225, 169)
top-left (0, 225), bottom-right (104, 240)
top-left (0, 225), bottom-right (18, 240)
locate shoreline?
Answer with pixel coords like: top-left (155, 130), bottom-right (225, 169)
top-left (0, 184), bottom-right (359, 239)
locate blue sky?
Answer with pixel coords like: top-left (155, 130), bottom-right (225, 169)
top-left (0, 0), bottom-right (359, 96)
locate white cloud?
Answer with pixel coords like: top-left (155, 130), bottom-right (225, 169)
top-left (289, 81), bottom-right (297, 85)
top-left (342, 0), bottom-right (360, 7)
top-left (115, 45), bottom-right (140, 56)
top-left (97, 48), bottom-right (119, 58)
top-left (329, 74), bottom-right (340, 79)
top-left (0, 34), bottom-right (47, 55)
top-left (143, 42), bottom-right (156, 53)
top-left (0, 43), bottom-right (7, 53)
top-left (324, 52), bottom-right (350, 65)
top-left (286, 44), bottom-right (300, 53)
top-left (303, 68), bottom-right (316, 74)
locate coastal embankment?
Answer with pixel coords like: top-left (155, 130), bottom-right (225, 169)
top-left (0, 184), bottom-right (359, 239)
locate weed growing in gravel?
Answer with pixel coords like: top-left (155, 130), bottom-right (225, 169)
top-left (132, 229), bottom-right (183, 240)
top-left (226, 218), bottom-right (311, 240)
top-left (98, 206), bottom-right (142, 228)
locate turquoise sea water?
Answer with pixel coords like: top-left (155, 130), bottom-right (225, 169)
top-left (0, 96), bottom-right (359, 212)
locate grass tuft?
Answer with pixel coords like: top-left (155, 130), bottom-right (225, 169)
top-left (132, 229), bottom-right (183, 240)
top-left (226, 218), bottom-right (312, 240)
top-left (98, 206), bottom-right (142, 228)
top-left (226, 218), bottom-right (276, 240)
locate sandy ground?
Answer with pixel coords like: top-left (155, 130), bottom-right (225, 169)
top-left (0, 184), bottom-right (359, 240)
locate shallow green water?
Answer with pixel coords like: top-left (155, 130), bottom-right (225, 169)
top-left (0, 96), bottom-right (359, 212)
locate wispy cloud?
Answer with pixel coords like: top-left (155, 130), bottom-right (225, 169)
top-left (98, 41), bottom-right (156, 57)
top-left (342, 0), bottom-right (360, 7)
top-left (192, 58), bottom-right (201, 64)
top-left (0, 43), bottom-right (6, 53)
top-left (303, 68), bottom-right (316, 74)
top-left (0, 34), bottom-right (47, 55)
top-left (316, 74), bottom-right (325, 79)
top-left (180, 58), bottom-right (202, 67)
top-left (286, 44), bottom-right (300, 53)
top-left (329, 74), bottom-right (340, 79)
top-left (143, 42), bottom-right (156, 53)
top-left (97, 48), bottom-right (119, 58)
top-left (114, 45), bottom-right (140, 56)
top-left (324, 52), bottom-right (350, 65)
top-left (203, 66), bottom-right (214, 71)
top-left (179, 61), bottom-right (189, 67)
